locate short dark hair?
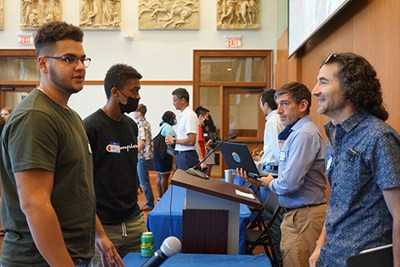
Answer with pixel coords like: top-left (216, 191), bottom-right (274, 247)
top-left (275, 82), bottom-right (312, 113)
top-left (34, 21), bottom-right (83, 56)
top-left (322, 53), bottom-right (388, 121)
top-left (161, 111), bottom-right (175, 126)
top-left (172, 88), bottom-right (189, 103)
top-left (135, 104), bottom-right (147, 116)
top-left (260, 89), bottom-right (277, 110)
top-left (104, 64), bottom-right (142, 99)
top-left (194, 106), bottom-right (210, 117)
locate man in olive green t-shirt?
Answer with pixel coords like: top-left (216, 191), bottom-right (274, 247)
top-left (0, 21), bottom-right (99, 266)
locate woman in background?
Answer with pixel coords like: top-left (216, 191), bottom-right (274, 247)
top-left (153, 111), bottom-right (176, 200)
top-left (203, 114), bottom-right (220, 177)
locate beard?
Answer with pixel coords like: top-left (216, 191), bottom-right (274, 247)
top-left (319, 94), bottom-right (348, 118)
top-left (48, 68), bottom-right (83, 95)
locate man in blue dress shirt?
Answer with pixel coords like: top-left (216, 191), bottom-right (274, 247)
top-left (239, 82), bottom-right (327, 267)
top-left (309, 53), bottom-right (400, 267)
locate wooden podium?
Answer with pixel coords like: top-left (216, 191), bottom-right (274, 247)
top-left (171, 169), bottom-right (262, 254)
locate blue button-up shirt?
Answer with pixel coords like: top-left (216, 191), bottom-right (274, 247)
top-left (269, 115), bottom-right (327, 208)
top-left (319, 112), bottom-right (400, 266)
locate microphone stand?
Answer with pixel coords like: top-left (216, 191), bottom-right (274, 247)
top-left (185, 135), bottom-right (237, 179)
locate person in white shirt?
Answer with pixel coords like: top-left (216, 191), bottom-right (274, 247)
top-left (165, 88), bottom-right (199, 171)
top-left (256, 89), bottom-right (284, 264)
top-left (258, 89), bottom-right (284, 177)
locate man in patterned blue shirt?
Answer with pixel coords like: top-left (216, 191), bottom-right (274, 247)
top-left (310, 53), bottom-right (400, 267)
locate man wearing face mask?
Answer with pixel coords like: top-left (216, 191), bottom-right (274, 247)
top-left (84, 64), bottom-right (147, 267)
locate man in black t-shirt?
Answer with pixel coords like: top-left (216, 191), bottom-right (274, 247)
top-left (84, 63), bottom-right (147, 267)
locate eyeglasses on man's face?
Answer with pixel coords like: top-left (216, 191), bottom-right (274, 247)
top-left (44, 55), bottom-right (92, 68)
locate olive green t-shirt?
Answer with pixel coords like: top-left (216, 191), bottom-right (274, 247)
top-left (0, 89), bottom-right (96, 266)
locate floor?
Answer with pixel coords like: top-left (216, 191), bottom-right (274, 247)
top-left (0, 171), bottom-right (265, 257)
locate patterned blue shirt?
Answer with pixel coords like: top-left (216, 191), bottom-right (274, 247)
top-left (319, 112), bottom-right (400, 266)
top-left (269, 115), bottom-right (327, 208)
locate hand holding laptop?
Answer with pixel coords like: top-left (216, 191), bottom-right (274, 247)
top-left (236, 168), bottom-right (274, 188)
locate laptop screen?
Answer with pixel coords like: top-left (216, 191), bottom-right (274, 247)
top-left (219, 142), bottom-right (260, 178)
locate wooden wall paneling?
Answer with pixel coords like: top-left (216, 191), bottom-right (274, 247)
top-left (352, 0), bottom-right (400, 131)
top-left (350, 0), bottom-right (399, 131)
top-left (282, 0), bottom-right (400, 133)
top-left (275, 29), bottom-right (288, 89)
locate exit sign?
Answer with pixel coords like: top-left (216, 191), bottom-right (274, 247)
top-left (17, 34), bottom-right (34, 45)
top-left (224, 35), bottom-right (242, 48)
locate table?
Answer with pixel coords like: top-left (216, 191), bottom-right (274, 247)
top-left (123, 252), bottom-right (271, 266)
top-left (146, 185), bottom-right (253, 254)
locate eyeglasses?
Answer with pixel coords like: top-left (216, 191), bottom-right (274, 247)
top-left (44, 55), bottom-right (92, 68)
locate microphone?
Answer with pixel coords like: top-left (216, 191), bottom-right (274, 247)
top-left (186, 135), bottom-right (237, 179)
top-left (141, 236), bottom-right (181, 267)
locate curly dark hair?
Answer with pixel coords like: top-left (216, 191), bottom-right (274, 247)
top-left (104, 64), bottom-right (142, 99)
top-left (322, 53), bottom-right (388, 121)
top-left (34, 21), bottom-right (83, 56)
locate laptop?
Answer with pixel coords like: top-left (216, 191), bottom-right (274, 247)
top-left (347, 244), bottom-right (393, 267)
top-left (219, 142), bottom-right (260, 179)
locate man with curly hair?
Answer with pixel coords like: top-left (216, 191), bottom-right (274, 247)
top-left (310, 53), bottom-right (400, 267)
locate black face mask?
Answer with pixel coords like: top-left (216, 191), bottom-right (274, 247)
top-left (117, 90), bottom-right (139, 114)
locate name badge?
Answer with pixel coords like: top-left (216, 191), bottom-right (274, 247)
top-left (88, 141), bottom-right (92, 154)
top-left (326, 154), bottom-right (333, 171)
top-left (279, 151), bottom-right (286, 161)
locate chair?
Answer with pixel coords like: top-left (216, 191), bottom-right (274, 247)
top-left (245, 190), bottom-right (282, 267)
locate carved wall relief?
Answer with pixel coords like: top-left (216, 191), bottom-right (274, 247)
top-left (138, 0), bottom-right (199, 30)
top-left (80, 0), bottom-right (121, 30)
top-left (217, 0), bottom-right (259, 30)
top-left (20, 0), bottom-right (62, 30)
top-left (0, 0), bottom-right (4, 30)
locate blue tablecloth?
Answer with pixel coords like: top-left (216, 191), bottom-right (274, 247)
top-left (123, 252), bottom-right (271, 266)
top-left (147, 185), bottom-right (253, 254)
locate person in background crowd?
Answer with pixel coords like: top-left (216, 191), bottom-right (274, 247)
top-left (133, 103), bottom-right (155, 212)
top-left (165, 88), bottom-right (198, 171)
top-left (203, 114), bottom-right (220, 177)
top-left (0, 116), bottom-right (5, 139)
top-left (0, 107), bottom-right (13, 121)
top-left (153, 111), bottom-right (176, 200)
top-left (84, 63), bottom-right (147, 266)
top-left (310, 53), bottom-right (400, 267)
top-left (0, 21), bottom-right (96, 266)
top-left (194, 105), bottom-right (210, 172)
top-left (238, 82), bottom-right (327, 267)
top-left (257, 89), bottom-right (283, 179)
top-left (0, 114), bottom-right (6, 236)
top-left (256, 88), bottom-right (284, 263)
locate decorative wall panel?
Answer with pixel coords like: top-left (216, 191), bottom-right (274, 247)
top-left (217, 0), bottom-right (259, 30)
top-left (20, 0), bottom-right (62, 30)
top-left (139, 0), bottom-right (199, 30)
